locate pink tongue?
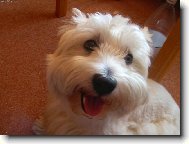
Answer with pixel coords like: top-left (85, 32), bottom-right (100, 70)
top-left (84, 96), bottom-right (104, 116)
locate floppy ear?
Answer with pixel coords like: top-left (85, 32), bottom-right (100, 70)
top-left (72, 8), bottom-right (87, 24)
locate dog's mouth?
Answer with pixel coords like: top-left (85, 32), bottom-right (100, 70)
top-left (81, 92), bottom-right (104, 117)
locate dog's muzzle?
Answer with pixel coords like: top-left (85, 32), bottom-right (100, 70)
top-left (80, 74), bottom-right (117, 117)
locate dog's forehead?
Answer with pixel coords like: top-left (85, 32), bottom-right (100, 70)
top-left (77, 13), bottom-right (140, 33)
top-left (75, 13), bottom-right (142, 46)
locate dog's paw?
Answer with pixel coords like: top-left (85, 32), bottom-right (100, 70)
top-left (32, 116), bottom-right (44, 135)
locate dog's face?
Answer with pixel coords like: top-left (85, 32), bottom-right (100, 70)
top-left (47, 8), bottom-right (152, 120)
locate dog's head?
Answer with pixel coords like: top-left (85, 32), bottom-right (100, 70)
top-left (47, 8), bottom-right (152, 120)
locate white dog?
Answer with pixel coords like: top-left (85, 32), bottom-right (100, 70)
top-left (33, 8), bottom-right (180, 135)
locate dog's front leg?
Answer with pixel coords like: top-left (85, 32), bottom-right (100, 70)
top-left (32, 116), bottom-right (45, 135)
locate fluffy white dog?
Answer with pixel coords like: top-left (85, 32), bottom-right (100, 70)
top-left (33, 8), bottom-right (180, 135)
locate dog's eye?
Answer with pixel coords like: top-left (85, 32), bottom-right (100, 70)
top-left (124, 53), bottom-right (133, 65)
top-left (84, 40), bottom-right (98, 52)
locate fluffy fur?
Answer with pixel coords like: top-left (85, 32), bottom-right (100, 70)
top-left (33, 8), bottom-right (180, 135)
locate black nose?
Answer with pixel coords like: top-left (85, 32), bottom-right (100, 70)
top-left (92, 74), bottom-right (117, 96)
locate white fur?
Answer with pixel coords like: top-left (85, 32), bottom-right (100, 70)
top-left (33, 8), bottom-right (180, 135)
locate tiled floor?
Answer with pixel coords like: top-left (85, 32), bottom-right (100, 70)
top-left (0, 0), bottom-right (180, 135)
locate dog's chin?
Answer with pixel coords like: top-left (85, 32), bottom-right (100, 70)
top-left (69, 85), bottom-right (141, 118)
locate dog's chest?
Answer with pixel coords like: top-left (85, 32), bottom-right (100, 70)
top-left (73, 116), bottom-right (137, 135)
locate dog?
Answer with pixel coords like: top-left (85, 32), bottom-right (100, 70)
top-left (33, 8), bottom-right (180, 135)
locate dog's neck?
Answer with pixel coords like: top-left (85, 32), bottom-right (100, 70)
top-left (63, 108), bottom-right (131, 135)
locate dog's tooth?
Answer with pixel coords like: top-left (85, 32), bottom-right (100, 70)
top-left (83, 96), bottom-right (86, 104)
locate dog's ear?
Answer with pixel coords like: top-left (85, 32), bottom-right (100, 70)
top-left (141, 27), bottom-right (153, 55)
top-left (141, 27), bottom-right (152, 43)
top-left (72, 8), bottom-right (87, 24)
top-left (140, 27), bottom-right (153, 67)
